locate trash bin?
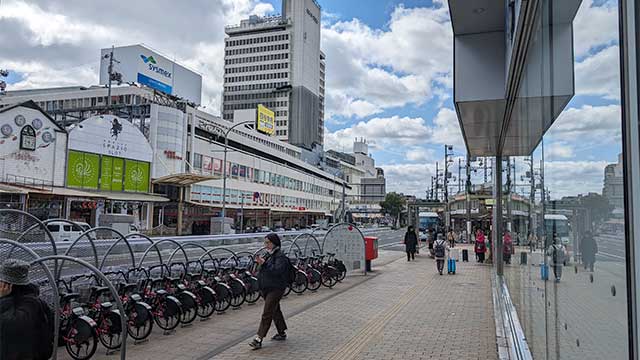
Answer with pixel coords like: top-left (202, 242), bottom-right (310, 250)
top-left (364, 236), bottom-right (379, 272)
top-left (520, 252), bottom-right (528, 265)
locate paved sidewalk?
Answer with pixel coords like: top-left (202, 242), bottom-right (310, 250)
top-left (212, 245), bottom-right (497, 360)
top-left (60, 247), bottom-right (497, 360)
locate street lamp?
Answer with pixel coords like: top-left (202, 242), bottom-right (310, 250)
top-left (215, 120), bottom-right (255, 233)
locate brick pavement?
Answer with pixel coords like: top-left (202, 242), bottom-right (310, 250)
top-left (58, 246), bottom-right (498, 360)
top-left (212, 245), bottom-right (497, 360)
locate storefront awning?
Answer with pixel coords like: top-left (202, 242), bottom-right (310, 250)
top-left (153, 173), bottom-right (220, 186)
top-left (50, 187), bottom-right (107, 198)
top-left (0, 183), bottom-right (31, 194)
top-left (98, 191), bottom-right (170, 203)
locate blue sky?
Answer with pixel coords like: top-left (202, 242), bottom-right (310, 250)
top-left (0, 0), bottom-right (623, 198)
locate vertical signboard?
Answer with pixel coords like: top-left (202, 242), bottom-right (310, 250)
top-left (100, 156), bottom-right (113, 191)
top-left (256, 104), bottom-right (275, 135)
top-left (124, 159), bottom-right (150, 193)
top-left (112, 158), bottom-right (124, 191)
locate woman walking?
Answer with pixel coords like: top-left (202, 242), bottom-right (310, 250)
top-left (250, 233), bottom-right (290, 350)
top-left (475, 229), bottom-right (487, 263)
top-left (503, 231), bottom-right (513, 265)
top-left (404, 226), bottom-right (418, 261)
top-left (581, 231), bottom-right (598, 272)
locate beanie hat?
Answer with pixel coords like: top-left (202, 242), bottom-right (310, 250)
top-left (0, 259), bottom-right (30, 286)
top-left (266, 233), bottom-right (281, 247)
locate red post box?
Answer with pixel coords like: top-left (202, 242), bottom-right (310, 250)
top-left (364, 236), bottom-right (378, 271)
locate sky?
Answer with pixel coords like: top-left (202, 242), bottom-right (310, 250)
top-left (0, 0), bottom-right (622, 199)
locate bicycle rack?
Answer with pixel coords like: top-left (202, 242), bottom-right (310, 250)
top-left (2, 209), bottom-right (57, 257)
top-left (0, 238), bottom-right (60, 360)
top-left (31, 255), bottom-right (128, 359)
top-left (322, 222), bottom-right (367, 275)
top-left (199, 247), bottom-right (239, 267)
top-left (96, 228), bottom-right (136, 272)
top-left (137, 239), bottom-right (188, 269)
top-left (289, 233), bottom-right (322, 257)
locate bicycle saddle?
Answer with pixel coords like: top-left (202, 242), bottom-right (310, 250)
top-left (100, 302), bottom-right (113, 310)
top-left (91, 286), bottom-right (111, 297)
top-left (62, 293), bottom-right (80, 302)
top-left (327, 252), bottom-right (336, 257)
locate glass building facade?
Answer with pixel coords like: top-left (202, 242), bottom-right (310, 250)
top-left (451, 0), bottom-right (640, 358)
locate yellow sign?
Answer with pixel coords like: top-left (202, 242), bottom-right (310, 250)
top-left (485, 198), bottom-right (495, 206)
top-left (256, 104), bottom-right (275, 135)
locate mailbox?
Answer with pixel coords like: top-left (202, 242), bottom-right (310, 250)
top-left (364, 236), bottom-right (378, 272)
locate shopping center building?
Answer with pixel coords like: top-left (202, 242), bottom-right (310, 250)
top-left (0, 44), bottom-right (346, 234)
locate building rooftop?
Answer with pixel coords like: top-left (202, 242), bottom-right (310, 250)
top-left (225, 14), bottom-right (291, 35)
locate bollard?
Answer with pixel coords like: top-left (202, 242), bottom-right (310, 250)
top-left (520, 252), bottom-right (527, 265)
top-left (365, 259), bottom-right (372, 272)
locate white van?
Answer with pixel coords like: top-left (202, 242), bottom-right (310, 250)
top-left (46, 221), bottom-right (90, 242)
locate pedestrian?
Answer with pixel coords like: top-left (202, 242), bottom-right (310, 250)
top-left (427, 227), bottom-right (435, 257)
top-left (546, 233), bottom-right (566, 282)
top-left (0, 259), bottom-right (54, 360)
top-left (581, 231), bottom-right (598, 272)
top-left (447, 229), bottom-right (456, 248)
top-left (475, 229), bottom-right (487, 263)
top-left (250, 233), bottom-right (290, 350)
top-left (434, 233), bottom-right (448, 275)
top-left (404, 225), bottom-right (418, 261)
top-left (503, 231), bottom-right (513, 265)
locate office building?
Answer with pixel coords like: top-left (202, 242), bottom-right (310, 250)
top-left (603, 153), bottom-right (624, 210)
top-left (223, 0), bottom-right (324, 150)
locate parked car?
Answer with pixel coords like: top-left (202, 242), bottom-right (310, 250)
top-left (259, 226), bottom-right (271, 232)
top-left (46, 221), bottom-right (90, 242)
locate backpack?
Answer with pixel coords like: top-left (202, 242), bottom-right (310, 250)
top-left (434, 241), bottom-right (446, 258)
top-left (32, 296), bottom-right (54, 360)
top-left (286, 257), bottom-right (297, 285)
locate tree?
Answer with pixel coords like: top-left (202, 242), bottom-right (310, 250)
top-left (580, 193), bottom-right (614, 229)
top-left (380, 192), bottom-right (406, 227)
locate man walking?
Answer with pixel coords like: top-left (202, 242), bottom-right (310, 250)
top-left (250, 233), bottom-right (290, 349)
top-left (434, 233), bottom-right (448, 275)
top-left (404, 226), bottom-right (418, 261)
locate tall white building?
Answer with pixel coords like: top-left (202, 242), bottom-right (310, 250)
top-left (223, 0), bottom-right (325, 150)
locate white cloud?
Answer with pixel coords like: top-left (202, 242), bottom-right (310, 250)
top-left (544, 160), bottom-right (609, 199)
top-left (548, 104), bottom-right (621, 145)
top-left (379, 163), bottom-right (435, 196)
top-left (574, 0), bottom-right (619, 58)
top-left (322, 4), bottom-right (452, 119)
top-left (545, 142), bottom-right (575, 160)
top-left (406, 148), bottom-right (436, 162)
top-left (430, 108), bottom-right (464, 149)
top-left (575, 45), bottom-right (620, 100)
top-left (0, 0), bottom-right (274, 112)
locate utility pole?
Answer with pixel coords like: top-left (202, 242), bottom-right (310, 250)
top-left (528, 155), bottom-right (535, 240)
top-left (506, 157), bottom-right (512, 233)
top-left (435, 162), bottom-right (439, 201)
top-left (466, 155), bottom-right (472, 243)
top-left (104, 46), bottom-right (122, 110)
top-left (484, 157), bottom-right (488, 184)
top-left (444, 145), bottom-right (452, 232)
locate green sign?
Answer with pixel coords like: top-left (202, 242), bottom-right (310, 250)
top-left (112, 157), bottom-right (124, 192)
top-left (124, 159), bottom-right (150, 193)
top-left (67, 150), bottom-right (99, 189)
top-left (100, 156), bottom-right (112, 191)
top-left (67, 150), bottom-right (147, 192)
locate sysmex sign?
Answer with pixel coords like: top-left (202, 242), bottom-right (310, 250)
top-left (99, 44), bottom-right (203, 104)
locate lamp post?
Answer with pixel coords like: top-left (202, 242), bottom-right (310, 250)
top-left (219, 120), bottom-right (254, 233)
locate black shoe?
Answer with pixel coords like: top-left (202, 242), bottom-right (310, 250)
top-left (272, 332), bottom-right (287, 341)
top-left (249, 338), bottom-right (262, 350)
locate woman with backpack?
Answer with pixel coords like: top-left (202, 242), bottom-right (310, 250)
top-left (433, 233), bottom-right (448, 275)
top-left (250, 233), bottom-right (290, 350)
top-left (404, 226), bottom-right (418, 261)
top-left (475, 229), bottom-right (487, 263)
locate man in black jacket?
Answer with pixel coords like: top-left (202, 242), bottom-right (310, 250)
top-left (0, 259), bottom-right (54, 360)
top-left (249, 233), bottom-right (290, 350)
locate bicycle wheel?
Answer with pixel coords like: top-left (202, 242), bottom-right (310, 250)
top-left (127, 303), bottom-right (154, 341)
top-left (213, 283), bottom-right (232, 312)
top-left (177, 291), bottom-right (198, 324)
top-left (321, 266), bottom-right (338, 288)
top-left (196, 287), bottom-right (216, 319)
top-left (336, 262), bottom-right (347, 281)
top-left (65, 318), bottom-right (98, 360)
top-left (307, 269), bottom-right (322, 291)
top-left (229, 279), bottom-right (247, 308)
top-left (245, 277), bottom-right (261, 304)
top-left (98, 310), bottom-right (124, 350)
top-left (291, 271), bottom-right (308, 294)
top-left (154, 297), bottom-right (181, 331)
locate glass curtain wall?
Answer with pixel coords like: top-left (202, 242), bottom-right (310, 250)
top-left (502, 0), bottom-right (627, 359)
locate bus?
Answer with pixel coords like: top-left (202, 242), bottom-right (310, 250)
top-left (418, 212), bottom-right (440, 233)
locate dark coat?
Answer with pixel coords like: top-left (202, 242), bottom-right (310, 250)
top-left (404, 231), bottom-right (418, 252)
top-left (258, 248), bottom-right (289, 293)
top-left (581, 235), bottom-right (598, 262)
top-left (0, 284), bottom-right (50, 360)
